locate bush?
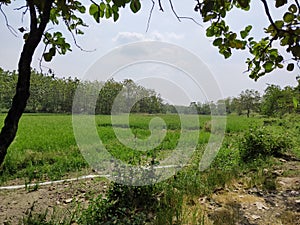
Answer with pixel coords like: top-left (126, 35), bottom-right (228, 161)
top-left (239, 126), bottom-right (292, 162)
top-left (79, 182), bottom-right (156, 225)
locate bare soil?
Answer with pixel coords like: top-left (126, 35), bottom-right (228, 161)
top-left (0, 174), bottom-right (108, 224)
top-left (202, 158), bottom-right (300, 225)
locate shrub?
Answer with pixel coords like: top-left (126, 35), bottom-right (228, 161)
top-left (239, 126), bottom-right (292, 162)
top-left (79, 182), bottom-right (156, 225)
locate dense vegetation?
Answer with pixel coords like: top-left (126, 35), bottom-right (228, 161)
top-left (1, 68), bottom-right (300, 117)
top-left (0, 68), bottom-right (164, 114)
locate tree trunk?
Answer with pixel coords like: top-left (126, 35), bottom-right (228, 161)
top-left (247, 109), bottom-right (250, 118)
top-left (0, 0), bottom-right (53, 166)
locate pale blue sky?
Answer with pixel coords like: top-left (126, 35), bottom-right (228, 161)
top-left (0, 0), bottom-right (298, 104)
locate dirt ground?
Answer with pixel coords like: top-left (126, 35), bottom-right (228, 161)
top-left (202, 158), bottom-right (300, 225)
top-left (0, 158), bottom-right (299, 225)
top-left (0, 174), bottom-right (108, 224)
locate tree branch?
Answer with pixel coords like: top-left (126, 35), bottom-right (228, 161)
top-left (64, 20), bottom-right (95, 52)
top-left (168, 0), bottom-right (180, 22)
top-left (0, 3), bottom-right (18, 37)
top-left (167, 0), bottom-right (202, 26)
top-left (146, 0), bottom-right (155, 32)
top-left (260, 0), bottom-right (280, 33)
top-left (158, 0), bottom-right (164, 12)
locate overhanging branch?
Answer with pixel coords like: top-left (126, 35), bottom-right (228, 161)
top-left (0, 3), bottom-right (18, 37)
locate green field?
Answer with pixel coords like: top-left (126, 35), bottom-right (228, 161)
top-left (0, 113), bottom-right (298, 183)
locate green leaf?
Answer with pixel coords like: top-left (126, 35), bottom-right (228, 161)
top-left (130, 0), bottom-right (141, 13)
top-left (93, 12), bottom-right (100, 23)
top-left (43, 52), bottom-right (53, 62)
top-left (237, 0), bottom-right (250, 8)
top-left (291, 45), bottom-right (300, 58)
top-left (213, 38), bottom-right (222, 46)
top-left (240, 31), bottom-right (247, 39)
top-left (89, 4), bottom-right (98, 15)
top-left (277, 63), bottom-right (284, 68)
top-left (293, 97), bottom-right (298, 109)
top-left (113, 0), bottom-right (127, 7)
top-left (105, 8), bottom-right (112, 19)
top-left (263, 61), bottom-right (274, 72)
top-left (287, 63), bottom-right (294, 71)
top-left (100, 2), bottom-right (106, 11)
top-left (288, 4), bottom-right (297, 13)
top-left (206, 26), bottom-right (215, 37)
top-left (283, 12), bottom-right (294, 23)
top-left (275, 0), bottom-right (287, 8)
top-left (78, 6), bottom-right (86, 14)
top-left (49, 47), bottom-right (56, 57)
top-left (113, 12), bottom-right (119, 22)
top-left (274, 20), bottom-right (284, 29)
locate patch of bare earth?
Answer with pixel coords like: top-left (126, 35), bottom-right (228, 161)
top-left (0, 175), bottom-right (108, 225)
top-left (199, 158), bottom-right (300, 225)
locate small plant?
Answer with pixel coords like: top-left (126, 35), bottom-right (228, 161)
top-left (239, 126), bottom-right (292, 163)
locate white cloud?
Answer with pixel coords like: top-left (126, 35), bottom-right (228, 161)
top-left (113, 31), bottom-right (184, 44)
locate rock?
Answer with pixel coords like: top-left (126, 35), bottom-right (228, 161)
top-left (64, 198), bottom-right (73, 204)
top-left (251, 215), bottom-right (261, 220)
top-left (279, 158), bottom-right (287, 162)
top-left (295, 199), bottom-right (300, 204)
top-left (255, 202), bottom-right (269, 210)
top-left (272, 170), bottom-right (283, 176)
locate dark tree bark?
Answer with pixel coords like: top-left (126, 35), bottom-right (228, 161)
top-left (0, 0), bottom-right (54, 166)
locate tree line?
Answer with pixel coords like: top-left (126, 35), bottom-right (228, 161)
top-left (189, 79), bottom-right (300, 117)
top-left (0, 68), bottom-right (299, 117)
top-left (0, 68), bottom-right (164, 114)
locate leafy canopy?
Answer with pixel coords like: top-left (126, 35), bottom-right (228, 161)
top-left (0, 0), bottom-right (299, 80)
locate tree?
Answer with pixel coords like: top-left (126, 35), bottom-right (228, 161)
top-left (0, 0), bottom-right (299, 166)
top-left (261, 84), bottom-right (298, 116)
top-left (239, 89), bottom-right (261, 117)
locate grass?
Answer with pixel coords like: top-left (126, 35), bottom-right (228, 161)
top-left (0, 113), bottom-right (300, 224)
top-left (1, 113), bottom-right (298, 183)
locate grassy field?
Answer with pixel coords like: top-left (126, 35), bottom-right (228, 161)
top-left (0, 113), bottom-right (299, 224)
top-left (0, 113), bottom-right (298, 183)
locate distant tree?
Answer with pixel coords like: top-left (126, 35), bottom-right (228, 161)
top-left (230, 97), bottom-right (243, 115)
top-left (239, 89), bottom-right (261, 117)
top-left (224, 97), bottom-right (232, 114)
top-left (198, 102), bottom-right (211, 115)
top-left (261, 84), bottom-right (299, 116)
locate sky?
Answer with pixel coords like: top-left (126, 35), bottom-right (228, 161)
top-left (0, 0), bottom-right (299, 105)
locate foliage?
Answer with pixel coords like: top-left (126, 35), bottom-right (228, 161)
top-left (239, 89), bottom-right (261, 117)
top-left (261, 82), bottom-right (300, 116)
top-left (196, 0), bottom-right (300, 79)
top-left (239, 126), bottom-right (293, 162)
top-left (0, 69), bottom-right (164, 114)
top-left (79, 183), bottom-right (156, 225)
